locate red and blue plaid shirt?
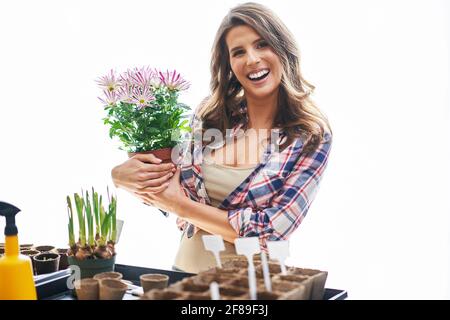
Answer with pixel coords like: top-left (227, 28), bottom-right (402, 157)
top-left (176, 105), bottom-right (332, 249)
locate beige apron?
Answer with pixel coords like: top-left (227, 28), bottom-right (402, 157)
top-left (173, 161), bottom-right (256, 273)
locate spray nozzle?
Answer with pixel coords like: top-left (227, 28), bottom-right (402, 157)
top-left (0, 201), bottom-right (20, 236)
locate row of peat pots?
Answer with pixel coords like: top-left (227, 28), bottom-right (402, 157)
top-left (0, 244), bottom-right (70, 276)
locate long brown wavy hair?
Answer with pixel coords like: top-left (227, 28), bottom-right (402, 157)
top-left (197, 2), bottom-right (331, 154)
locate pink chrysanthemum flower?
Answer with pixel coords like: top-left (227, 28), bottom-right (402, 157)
top-left (158, 70), bottom-right (190, 91)
top-left (149, 67), bottom-right (163, 87)
top-left (130, 86), bottom-right (155, 108)
top-left (98, 90), bottom-right (119, 106)
top-left (119, 69), bottom-right (135, 88)
top-left (117, 84), bottom-right (134, 103)
top-left (96, 69), bottom-right (121, 92)
top-left (130, 66), bottom-right (155, 88)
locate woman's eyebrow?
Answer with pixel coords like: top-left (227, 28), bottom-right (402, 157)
top-left (229, 38), bottom-right (264, 53)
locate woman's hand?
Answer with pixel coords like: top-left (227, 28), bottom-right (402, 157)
top-left (111, 153), bottom-right (176, 194)
top-left (135, 167), bottom-right (187, 215)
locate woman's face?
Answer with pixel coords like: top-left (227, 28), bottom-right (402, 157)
top-left (226, 25), bottom-right (282, 101)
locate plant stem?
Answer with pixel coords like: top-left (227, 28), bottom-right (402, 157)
top-left (66, 197), bottom-right (75, 248)
top-left (111, 195), bottom-right (117, 243)
top-left (93, 187), bottom-right (100, 238)
top-left (74, 193), bottom-right (86, 247)
top-left (99, 195), bottom-right (105, 228)
top-left (85, 190), bottom-right (95, 247)
top-left (99, 205), bottom-right (107, 246)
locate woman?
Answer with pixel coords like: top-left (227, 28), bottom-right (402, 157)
top-left (111, 2), bottom-right (332, 273)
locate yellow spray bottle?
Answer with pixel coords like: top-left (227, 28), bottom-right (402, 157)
top-left (0, 201), bottom-right (37, 300)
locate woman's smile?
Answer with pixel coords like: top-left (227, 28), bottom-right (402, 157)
top-left (247, 68), bottom-right (271, 85)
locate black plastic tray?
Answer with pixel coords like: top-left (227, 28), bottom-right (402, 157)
top-left (35, 264), bottom-right (347, 300)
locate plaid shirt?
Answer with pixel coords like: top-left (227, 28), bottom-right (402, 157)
top-left (176, 105), bottom-right (332, 249)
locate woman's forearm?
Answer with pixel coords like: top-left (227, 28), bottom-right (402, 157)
top-left (176, 197), bottom-right (239, 243)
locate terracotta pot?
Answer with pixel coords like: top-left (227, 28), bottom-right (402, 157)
top-left (93, 271), bottom-right (123, 281)
top-left (21, 249), bottom-right (40, 275)
top-left (128, 148), bottom-right (173, 164)
top-left (67, 255), bottom-right (116, 279)
top-left (74, 278), bottom-right (99, 300)
top-left (33, 252), bottom-right (60, 275)
top-left (99, 279), bottom-right (128, 300)
top-left (35, 245), bottom-right (56, 253)
top-left (140, 273), bottom-right (169, 293)
top-left (56, 248), bottom-right (69, 270)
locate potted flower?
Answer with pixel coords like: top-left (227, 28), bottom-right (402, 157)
top-left (66, 187), bottom-right (118, 279)
top-left (97, 67), bottom-right (192, 163)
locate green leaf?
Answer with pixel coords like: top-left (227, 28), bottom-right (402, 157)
top-left (66, 196), bottom-right (75, 247)
top-left (84, 190), bottom-right (95, 247)
top-left (74, 193), bottom-right (86, 247)
top-left (92, 189), bottom-right (100, 237)
top-left (111, 195), bottom-right (117, 243)
top-left (101, 211), bottom-right (112, 243)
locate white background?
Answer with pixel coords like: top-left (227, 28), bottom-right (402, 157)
top-left (0, 0), bottom-right (449, 299)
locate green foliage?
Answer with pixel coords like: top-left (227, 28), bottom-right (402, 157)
top-left (66, 188), bottom-right (117, 248)
top-left (103, 86), bottom-right (191, 152)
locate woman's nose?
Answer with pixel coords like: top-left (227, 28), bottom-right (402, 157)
top-left (246, 49), bottom-right (261, 66)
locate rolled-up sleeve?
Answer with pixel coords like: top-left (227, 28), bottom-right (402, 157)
top-left (227, 133), bottom-right (332, 246)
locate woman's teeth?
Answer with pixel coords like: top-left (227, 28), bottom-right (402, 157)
top-left (248, 69), bottom-right (270, 81)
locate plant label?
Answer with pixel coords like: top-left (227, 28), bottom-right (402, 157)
top-left (267, 240), bottom-right (290, 275)
top-left (202, 235), bottom-right (225, 268)
top-left (116, 219), bottom-right (124, 244)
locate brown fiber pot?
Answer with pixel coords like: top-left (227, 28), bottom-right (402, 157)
top-left (140, 273), bottom-right (169, 293)
top-left (56, 248), bottom-right (69, 270)
top-left (128, 148), bottom-right (173, 164)
top-left (20, 244), bottom-right (34, 250)
top-left (33, 252), bottom-right (60, 275)
top-left (74, 278), bottom-right (99, 300)
top-left (99, 279), bottom-right (128, 300)
top-left (35, 245), bottom-right (56, 253)
top-left (93, 272), bottom-right (123, 281)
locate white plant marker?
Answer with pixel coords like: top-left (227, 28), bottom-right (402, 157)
top-left (260, 251), bottom-right (272, 292)
top-left (234, 237), bottom-right (260, 300)
top-left (267, 240), bottom-right (290, 275)
top-left (115, 219), bottom-right (124, 244)
top-left (210, 281), bottom-right (221, 300)
top-left (202, 235), bottom-right (225, 268)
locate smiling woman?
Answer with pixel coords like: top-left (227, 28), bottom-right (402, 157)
top-left (111, 2), bottom-right (332, 274)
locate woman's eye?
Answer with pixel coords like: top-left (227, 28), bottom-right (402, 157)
top-left (257, 41), bottom-right (269, 49)
top-left (232, 50), bottom-right (244, 57)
